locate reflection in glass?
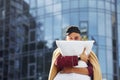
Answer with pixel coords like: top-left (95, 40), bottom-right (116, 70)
top-left (98, 1), bottom-right (104, 9)
top-left (98, 47), bottom-right (107, 74)
top-left (53, 3), bottom-right (61, 12)
top-left (45, 0), bottom-right (53, 5)
top-left (45, 17), bottom-right (52, 40)
top-left (45, 17), bottom-right (53, 48)
top-left (106, 42), bottom-right (113, 74)
top-left (89, 12), bottom-right (97, 35)
top-left (37, 0), bottom-right (44, 7)
top-left (62, 13), bottom-right (70, 28)
top-left (79, 0), bottom-right (88, 8)
top-left (106, 38), bottom-right (112, 49)
top-left (30, 0), bottom-right (37, 9)
top-left (62, 1), bottom-right (70, 10)
top-left (106, 14), bottom-right (112, 38)
top-left (98, 36), bottom-right (106, 46)
top-left (70, 12), bottom-right (79, 26)
top-left (38, 7), bottom-right (45, 16)
top-left (70, 1), bottom-right (78, 9)
top-left (36, 19), bottom-right (44, 41)
top-left (80, 12), bottom-right (88, 21)
top-left (117, 3), bottom-right (120, 13)
top-left (0, 39), bottom-right (3, 49)
top-left (53, 15), bottom-right (62, 40)
top-left (30, 9), bottom-right (37, 18)
top-left (89, 0), bottom-right (96, 8)
top-left (112, 3), bottom-right (115, 12)
top-left (79, 21), bottom-right (88, 37)
top-left (45, 5), bottom-right (53, 13)
top-left (53, 0), bottom-right (61, 4)
top-left (30, 31), bottom-right (35, 42)
top-left (22, 55), bottom-right (28, 77)
top-left (105, 2), bottom-right (111, 11)
top-left (98, 13), bottom-right (105, 36)
top-left (28, 63), bottom-right (35, 76)
top-left (24, 0), bottom-right (29, 4)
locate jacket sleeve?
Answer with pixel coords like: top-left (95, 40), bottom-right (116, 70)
top-left (89, 51), bottom-right (102, 80)
top-left (55, 54), bottom-right (78, 70)
top-left (87, 61), bottom-right (93, 77)
top-left (48, 48), bottom-right (61, 80)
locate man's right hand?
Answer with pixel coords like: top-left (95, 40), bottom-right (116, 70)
top-left (80, 48), bottom-right (88, 62)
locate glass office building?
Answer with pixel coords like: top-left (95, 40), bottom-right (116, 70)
top-left (0, 0), bottom-right (120, 80)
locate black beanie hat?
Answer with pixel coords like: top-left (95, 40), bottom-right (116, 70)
top-left (66, 26), bottom-right (81, 35)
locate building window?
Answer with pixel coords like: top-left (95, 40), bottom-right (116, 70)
top-left (22, 56), bottom-right (28, 77)
top-left (0, 10), bottom-right (5, 19)
top-left (28, 63), bottom-right (36, 77)
top-left (79, 21), bottom-right (88, 34)
top-left (30, 31), bottom-right (35, 42)
top-left (22, 44), bottom-right (28, 52)
top-left (29, 54), bottom-right (35, 63)
top-left (79, 21), bottom-right (88, 40)
top-left (62, 1), bottom-right (70, 10)
top-left (89, 0), bottom-right (97, 8)
top-left (79, 0), bottom-right (88, 8)
top-left (0, 39), bottom-right (3, 49)
top-left (98, 1), bottom-right (104, 9)
top-left (29, 43), bottom-right (36, 51)
top-left (70, 1), bottom-right (78, 9)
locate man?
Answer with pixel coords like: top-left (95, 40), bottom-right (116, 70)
top-left (48, 26), bottom-right (102, 80)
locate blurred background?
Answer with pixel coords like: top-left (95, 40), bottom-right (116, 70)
top-left (0, 0), bottom-right (120, 80)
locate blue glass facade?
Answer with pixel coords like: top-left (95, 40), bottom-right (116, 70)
top-left (0, 0), bottom-right (120, 80)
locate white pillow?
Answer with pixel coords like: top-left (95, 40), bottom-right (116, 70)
top-left (56, 40), bottom-right (94, 56)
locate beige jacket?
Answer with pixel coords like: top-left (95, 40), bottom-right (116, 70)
top-left (48, 48), bottom-right (102, 80)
